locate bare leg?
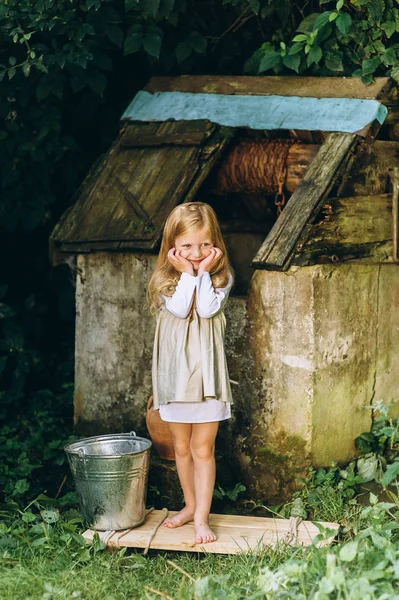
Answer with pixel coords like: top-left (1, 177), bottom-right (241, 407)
top-left (190, 422), bottom-right (219, 543)
top-left (163, 422), bottom-right (195, 528)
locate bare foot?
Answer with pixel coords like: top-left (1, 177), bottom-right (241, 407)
top-left (163, 506), bottom-right (194, 528)
top-left (194, 521), bottom-right (217, 544)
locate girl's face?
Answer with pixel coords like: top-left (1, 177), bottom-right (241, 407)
top-left (174, 227), bottom-right (214, 271)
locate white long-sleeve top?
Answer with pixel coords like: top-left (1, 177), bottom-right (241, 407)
top-left (161, 271), bottom-right (233, 319)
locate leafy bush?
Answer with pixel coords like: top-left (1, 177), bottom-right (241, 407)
top-left (245, 0), bottom-right (399, 83)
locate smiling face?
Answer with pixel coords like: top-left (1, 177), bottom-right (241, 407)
top-left (174, 227), bottom-right (213, 271)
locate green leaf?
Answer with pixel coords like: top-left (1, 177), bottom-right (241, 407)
top-left (146, 0), bottom-right (161, 18)
top-left (325, 52), bottom-right (344, 72)
top-left (40, 508), bottom-right (60, 524)
top-left (157, 0), bottom-right (175, 19)
top-left (382, 460), bottom-right (399, 486)
top-left (188, 31), bottom-right (207, 54)
top-left (382, 48), bottom-right (396, 66)
top-left (0, 303), bottom-right (16, 319)
top-left (8, 67), bottom-right (16, 80)
top-left (292, 34), bottom-right (307, 42)
top-left (124, 33), bottom-right (142, 55)
top-left (368, 0), bottom-right (386, 24)
top-left (34, 62), bottom-right (48, 74)
top-left (362, 56), bottom-right (380, 76)
top-left (283, 53), bottom-right (301, 72)
top-left (336, 0), bottom-right (344, 10)
top-left (69, 69), bottom-right (88, 93)
top-left (88, 70), bottom-right (107, 96)
top-left (22, 511), bottom-right (37, 523)
top-left (13, 479), bottom-right (30, 495)
top-left (106, 24), bottom-right (124, 47)
top-left (297, 13), bottom-right (319, 34)
top-left (336, 12), bottom-right (352, 35)
top-left (312, 12), bottom-right (332, 32)
top-left (382, 21), bottom-right (396, 38)
top-left (258, 51), bottom-right (281, 73)
top-left (307, 45), bottom-right (322, 67)
top-left (9, 56), bottom-right (16, 66)
top-left (289, 42), bottom-right (304, 55)
top-left (314, 22), bottom-right (332, 44)
top-left (22, 63), bottom-right (31, 77)
top-left (391, 66), bottom-right (399, 82)
top-left (125, 0), bottom-right (138, 11)
top-left (143, 33), bottom-right (162, 58)
top-left (175, 41), bottom-right (191, 63)
top-left (339, 540), bottom-right (358, 562)
top-left (249, 0), bottom-right (260, 13)
top-left (369, 491), bottom-right (378, 505)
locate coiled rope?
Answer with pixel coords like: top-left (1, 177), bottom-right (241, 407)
top-left (213, 138), bottom-right (298, 214)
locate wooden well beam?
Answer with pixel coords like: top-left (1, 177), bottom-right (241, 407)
top-left (145, 76), bottom-right (391, 100)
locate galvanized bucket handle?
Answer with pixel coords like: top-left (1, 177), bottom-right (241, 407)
top-left (78, 447), bottom-right (88, 464)
top-left (129, 431), bottom-right (137, 437)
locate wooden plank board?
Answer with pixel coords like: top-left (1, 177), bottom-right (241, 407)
top-left (82, 510), bottom-right (339, 554)
top-left (339, 140), bottom-right (399, 197)
top-left (51, 124), bottom-right (231, 251)
top-left (120, 120), bottom-right (214, 147)
top-left (292, 193), bottom-right (393, 266)
top-left (252, 133), bottom-right (357, 271)
top-left (145, 76), bottom-right (391, 100)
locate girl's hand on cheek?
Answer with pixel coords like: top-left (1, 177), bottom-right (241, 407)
top-left (168, 248), bottom-right (195, 276)
top-left (197, 247), bottom-right (223, 275)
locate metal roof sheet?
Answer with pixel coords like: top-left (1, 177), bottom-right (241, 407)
top-left (122, 91), bottom-right (387, 134)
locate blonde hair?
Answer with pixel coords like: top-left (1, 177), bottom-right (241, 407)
top-left (147, 202), bottom-right (233, 312)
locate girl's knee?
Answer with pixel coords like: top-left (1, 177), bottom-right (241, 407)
top-left (174, 439), bottom-right (191, 458)
top-left (190, 440), bottom-right (215, 461)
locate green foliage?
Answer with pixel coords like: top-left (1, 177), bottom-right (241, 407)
top-left (355, 399), bottom-right (399, 459)
top-left (291, 463), bottom-right (364, 528)
top-left (213, 482), bottom-right (247, 502)
top-left (0, 293), bottom-right (75, 503)
top-left (245, 0), bottom-right (399, 83)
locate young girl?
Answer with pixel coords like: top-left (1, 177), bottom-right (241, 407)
top-left (147, 202), bottom-right (234, 544)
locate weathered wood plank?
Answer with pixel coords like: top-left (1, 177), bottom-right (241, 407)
top-left (52, 123), bottom-right (231, 251)
top-left (121, 120), bottom-right (215, 147)
top-left (184, 127), bottom-right (235, 203)
top-left (60, 241), bottom-right (122, 252)
top-left (83, 510), bottom-right (339, 553)
top-left (145, 75), bottom-right (391, 100)
top-left (339, 140), bottom-right (399, 197)
top-left (291, 193), bottom-right (393, 266)
top-left (252, 133), bottom-right (357, 270)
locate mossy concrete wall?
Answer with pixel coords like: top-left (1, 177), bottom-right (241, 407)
top-left (74, 252), bottom-right (157, 435)
top-left (74, 254), bottom-right (399, 503)
top-left (247, 264), bottom-right (399, 500)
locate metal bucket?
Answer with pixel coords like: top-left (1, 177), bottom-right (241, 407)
top-left (64, 432), bottom-right (152, 531)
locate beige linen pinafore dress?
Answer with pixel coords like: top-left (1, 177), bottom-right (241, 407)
top-left (152, 290), bottom-right (233, 423)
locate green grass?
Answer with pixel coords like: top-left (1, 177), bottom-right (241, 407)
top-left (2, 455), bottom-right (399, 600)
top-left (0, 537), bottom-right (302, 600)
top-left (1, 487), bottom-right (399, 600)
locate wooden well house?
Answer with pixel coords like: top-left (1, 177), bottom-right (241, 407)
top-left (51, 76), bottom-right (399, 502)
